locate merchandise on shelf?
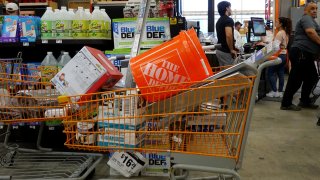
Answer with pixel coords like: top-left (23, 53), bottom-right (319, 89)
top-left (50, 46), bottom-right (123, 101)
top-left (40, 6), bottom-right (111, 39)
top-left (41, 7), bottom-right (54, 39)
top-left (19, 16), bottom-right (40, 42)
top-left (89, 6), bottom-right (105, 38)
top-left (123, 0), bottom-right (161, 18)
top-left (1, 15), bottom-right (19, 42)
top-left (112, 18), bottom-right (171, 49)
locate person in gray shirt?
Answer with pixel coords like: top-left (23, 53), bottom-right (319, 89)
top-left (281, 2), bottom-right (320, 111)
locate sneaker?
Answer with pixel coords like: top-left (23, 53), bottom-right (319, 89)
top-left (280, 104), bottom-right (301, 111)
top-left (298, 102), bottom-right (319, 109)
top-left (277, 91), bottom-right (283, 98)
top-left (266, 91), bottom-right (277, 98)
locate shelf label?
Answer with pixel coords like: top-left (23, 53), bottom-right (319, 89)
top-left (49, 126), bottom-right (55, 130)
top-left (42, 40), bottom-right (48, 44)
top-left (23, 42), bottom-right (29, 46)
top-left (13, 126), bottom-right (19, 130)
top-left (29, 126), bottom-right (36, 129)
top-left (56, 39), bottom-right (62, 44)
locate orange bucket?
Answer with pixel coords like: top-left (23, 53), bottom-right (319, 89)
top-left (130, 28), bottom-right (213, 102)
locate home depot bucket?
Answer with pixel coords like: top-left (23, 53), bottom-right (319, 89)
top-left (130, 29), bottom-right (213, 102)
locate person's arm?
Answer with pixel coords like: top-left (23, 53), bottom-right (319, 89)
top-left (301, 15), bottom-right (320, 45)
top-left (225, 27), bottom-right (237, 58)
top-left (305, 28), bottom-right (320, 45)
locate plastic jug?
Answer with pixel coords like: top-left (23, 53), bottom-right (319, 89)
top-left (41, 7), bottom-right (55, 39)
top-left (72, 7), bottom-right (89, 38)
top-left (55, 6), bottom-right (71, 38)
top-left (58, 52), bottom-right (72, 70)
top-left (41, 52), bottom-right (58, 82)
top-left (90, 6), bottom-right (104, 38)
top-left (100, 9), bottom-right (111, 39)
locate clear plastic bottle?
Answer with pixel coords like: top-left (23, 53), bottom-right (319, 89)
top-left (41, 7), bottom-right (55, 39)
top-left (68, 9), bottom-right (75, 38)
top-left (100, 9), bottom-right (111, 39)
top-left (41, 52), bottom-right (58, 82)
top-left (72, 7), bottom-right (89, 38)
top-left (58, 52), bottom-right (71, 70)
top-left (52, 9), bottom-right (60, 38)
top-left (90, 6), bottom-right (104, 38)
top-left (57, 50), bottom-right (65, 66)
top-left (56, 6), bottom-right (71, 38)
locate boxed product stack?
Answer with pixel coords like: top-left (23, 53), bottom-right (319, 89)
top-left (0, 15), bottom-right (41, 43)
top-left (97, 89), bottom-right (146, 148)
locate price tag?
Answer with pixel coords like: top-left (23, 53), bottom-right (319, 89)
top-left (42, 39), bottom-right (48, 44)
top-left (13, 126), bottom-right (19, 130)
top-left (23, 42), bottom-right (29, 46)
top-left (0, 125), bottom-right (3, 129)
top-left (107, 152), bottom-right (146, 177)
top-left (29, 126), bottom-right (36, 129)
top-left (49, 126), bottom-right (55, 130)
top-left (56, 39), bottom-right (62, 44)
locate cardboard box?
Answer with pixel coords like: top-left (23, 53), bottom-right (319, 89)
top-left (144, 118), bottom-right (170, 149)
top-left (97, 126), bottom-right (145, 148)
top-left (141, 153), bottom-right (170, 177)
top-left (51, 46), bottom-right (122, 100)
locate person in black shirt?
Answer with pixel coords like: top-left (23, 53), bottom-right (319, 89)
top-left (216, 1), bottom-right (237, 66)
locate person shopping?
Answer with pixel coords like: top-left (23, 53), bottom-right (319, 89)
top-left (266, 17), bottom-right (292, 98)
top-left (281, 2), bottom-right (320, 111)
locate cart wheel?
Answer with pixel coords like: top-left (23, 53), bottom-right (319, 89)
top-left (317, 118), bottom-right (320, 126)
top-left (85, 168), bottom-right (95, 180)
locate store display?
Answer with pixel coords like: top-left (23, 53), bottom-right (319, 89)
top-left (112, 18), bottom-right (171, 49)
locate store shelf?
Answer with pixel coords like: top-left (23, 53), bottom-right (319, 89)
top-left (94, 1), bottom-right (128, 6)
top-left (19, 2), bottom-right (49, 7)
top-left (0, 39), bottom-right (112, 47)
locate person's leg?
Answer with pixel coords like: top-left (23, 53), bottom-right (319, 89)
top-left (216, 50), bottom-right (234, 66)
top-left (266, 66), bottom-right (278, 97)
top-left (281, 47), bottom-right (303, 110)
top-left (300, 53), bottom-right (318, 107)
top-left (277, 54), bottom-right (287, 92)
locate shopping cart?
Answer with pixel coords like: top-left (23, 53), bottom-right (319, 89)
top-left (61, 44), bottom-right (281, 179)
top-left (0, 57), bottom-right (103, 179)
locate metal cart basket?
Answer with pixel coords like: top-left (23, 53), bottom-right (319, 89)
top-left (0, 58), bottom-right (103, 180)
top-left (61, 44), bottom-right (281, 179)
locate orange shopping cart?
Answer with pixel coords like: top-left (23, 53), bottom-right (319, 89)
top-left (0, 57), bottom-right (102, 179)
top-left (61, 44), bottom-right (282, 179)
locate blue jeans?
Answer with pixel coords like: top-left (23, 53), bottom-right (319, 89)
top-left (267, 54), bottom-right (286, 92)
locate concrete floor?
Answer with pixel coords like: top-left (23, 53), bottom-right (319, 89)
top-left (92, 95), bottom-right (320, 180)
